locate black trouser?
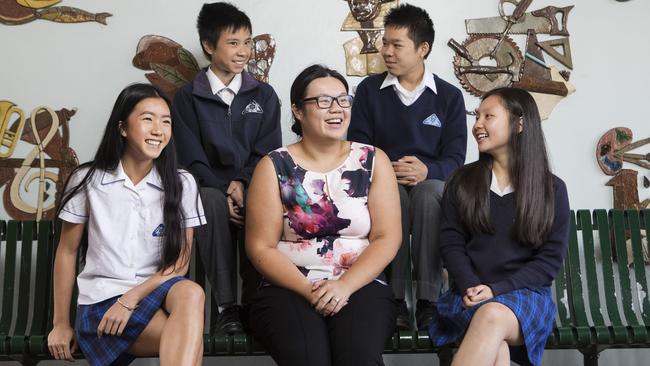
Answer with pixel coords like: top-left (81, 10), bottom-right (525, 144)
top-left (195, 187), bottom-right (260, 306)
top-left (249, 281), bottom-right (396, 366)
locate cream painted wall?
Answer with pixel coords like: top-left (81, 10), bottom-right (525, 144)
top-left (1, 1), bottom-right (649, 365)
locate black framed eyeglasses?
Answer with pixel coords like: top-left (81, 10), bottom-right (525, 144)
top-left (302, 95), bottom-right (353, 109)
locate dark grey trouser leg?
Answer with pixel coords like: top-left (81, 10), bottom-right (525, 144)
top-left (409, 179), bottom-right (445, 301)
top-left (195, 187), bottom-right (236, 306)
top-left (388, 184), bottom-right (411, 299)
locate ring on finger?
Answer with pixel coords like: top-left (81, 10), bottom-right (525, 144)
top-left (333, 297), bottom-right (340, 303)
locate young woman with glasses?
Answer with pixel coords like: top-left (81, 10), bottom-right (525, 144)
top-left (245, 64), bottom-right (401, 366)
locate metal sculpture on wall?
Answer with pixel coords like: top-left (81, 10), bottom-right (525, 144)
top-left (596, 127), bottom-right (650, 210)
top-left (596, 127), bottom-right (650, 265)
top-left (0, 0), bottom-right (111, 25)
top-left (448, 0), bottom-right (575, 119)
top-left (0, 100), bottom-right (79, 220)
top-left (341, 0), bottom-right (399, 76)
top-left (133, 34), bottom-right (276, 101)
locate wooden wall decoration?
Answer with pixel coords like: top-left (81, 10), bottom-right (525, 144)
top-left (448, 0), bottom-right (575, 119)
top-left (133, 34), bottom-right (276, 101)
top-left (0, 100), bottom-right (79, 221)
top-left (340, 0), bottom-right (399, 77)
top-left (0, 0), bottom-right (111, 25)
top-left (596, 127), bottom-right (650, 210)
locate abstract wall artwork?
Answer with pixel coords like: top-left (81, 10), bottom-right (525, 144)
top-left (596, 127), bottom-right (650, 210)
top-left (133, 34), bottom-right (276, 100)
top-left (0, 0), bottom-right (111, 25)
top-left (0, 100), bottom-right (79, 221)
top-left (449, 0), bottom-right (575, 119)
top-left (340, 0), bottom-right (399, 76)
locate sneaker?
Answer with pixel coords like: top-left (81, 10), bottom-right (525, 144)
top-left (213, 305), bottom-right (244, 334)
top-left (395, 299), bottom-right (411, 331)
top-left (415, 300), bottom-right (437, 330)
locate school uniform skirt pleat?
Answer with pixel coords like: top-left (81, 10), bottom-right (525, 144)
top-left (428, 287), bottom-right (555, 366)
top-left (75, 276), bottom-right (186, 366)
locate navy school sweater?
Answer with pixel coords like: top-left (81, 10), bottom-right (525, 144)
top-left (172, 70), bottom-right (282, 192)
top-left (348, 72), bottom-right (467, 180)
top-left (440, 174), bottom-right (570, 296)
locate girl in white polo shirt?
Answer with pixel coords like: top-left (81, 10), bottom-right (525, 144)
top-left (47, 83), bottom-right (206, 365)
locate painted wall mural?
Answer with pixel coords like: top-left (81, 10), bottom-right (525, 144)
top-left (448, 0), bottom-right (575, 119)
top-left (0, 101), bottom-right (79, 220)
top-left (133, 34), bottom-right (276, 100)
top-left (340, 0), bottom-right (399, 77)
top-left (0, 0), bottom-right (111, 25)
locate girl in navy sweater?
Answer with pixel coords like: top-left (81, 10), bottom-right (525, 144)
top-left (428, 87), bottom-right (570, 366)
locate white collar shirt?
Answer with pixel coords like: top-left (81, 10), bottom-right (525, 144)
top-left (380, 69), bottom-right (437, 106)
top-left (58, 161), bottom-right (206, 305)
top-left (206, 67), bottom-right (242, 106)
top-left (490, 170), bottom-right (514, 196)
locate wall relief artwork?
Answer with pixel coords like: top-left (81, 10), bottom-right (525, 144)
top-left (0, 0), bottom-right (111, 25)
top-left (596, 127), bottom-right (650, 210)
top-left (340, 0), bottom-right (399, 76)
top-left (0, 100), bottom-right (79, 220)
top-left (133, 34), bottom-right (276, 100)
top-left (449, 0), bottom-right (575, 119)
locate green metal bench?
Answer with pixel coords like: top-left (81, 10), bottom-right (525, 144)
top-left (1, 209), bottom-right (649, 365)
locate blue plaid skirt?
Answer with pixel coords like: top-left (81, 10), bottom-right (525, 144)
top-left (428, 287), bottom-right (555, 366)
top-left (75, 276), bottom-right (186, 366)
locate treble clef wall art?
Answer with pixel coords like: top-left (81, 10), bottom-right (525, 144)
top-left (0, 100), bottom-right (79, 221)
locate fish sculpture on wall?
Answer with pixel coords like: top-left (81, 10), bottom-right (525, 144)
top-left (0, 0), bottom-right (111, 25)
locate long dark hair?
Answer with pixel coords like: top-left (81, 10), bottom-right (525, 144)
top-left (57, 83), bottom-right (188, 271)
top-left (445, 87), bottom-right (554, 246)
top-left (289, 64), bottom-right (349, 136)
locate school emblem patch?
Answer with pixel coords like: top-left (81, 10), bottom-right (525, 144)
top-left (152, 224), bottom-right (165, 237)
top-left (422, 113), bottom-right (442, 127)
top-left (242, 100), bottom-right (263, 115)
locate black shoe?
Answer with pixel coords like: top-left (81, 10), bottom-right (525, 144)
top-left (395, 299), bottom-right (411, 331)
top-left (213, 305), bottom-right (244, 334)
top-left (415, 300), bottom-right (437, 331)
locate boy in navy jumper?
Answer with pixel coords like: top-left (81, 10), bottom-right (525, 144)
top-left (348, 4), bottom-right (467, 331)
top-left (172, 2), bottom-right (281, 334)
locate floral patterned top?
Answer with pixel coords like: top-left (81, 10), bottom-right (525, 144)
top-left (268, 142), bottom-right (375, 282)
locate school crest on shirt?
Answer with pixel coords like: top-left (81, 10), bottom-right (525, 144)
top-left (242, 100), bottom-right (263, 115)
top-left (422, 113), bottom-right (442, 127)
top-left (152, 224), bottom-right (165, 237)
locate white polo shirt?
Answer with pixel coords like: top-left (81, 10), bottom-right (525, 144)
top-left (59, 162), bottom-right (206, 305)
top-left (206, 67), bottom-right (242, 106)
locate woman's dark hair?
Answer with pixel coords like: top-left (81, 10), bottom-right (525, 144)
top-left (197, 2), bottom-right (252, 59)
top-left (445, 87), bottom-right (554, 246)
top-left (384, 4), bottom-right (435, 58)
top-left (289, 64), bottom-right (349, 136)
top-left (57, 83), bottom-right (189, 272)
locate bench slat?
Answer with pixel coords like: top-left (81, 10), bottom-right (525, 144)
top-left (9, 221), bottom-right (36, 353)
top-left (611, 210), bottom-right (648, 343)
top-left (567, 211), bottom-right (592, 344)
top-left (626, 210), bottom-right (650, 325)
top-left (577, 210), bottom-right (610, 344)
top-left (27, 220), bottom-right (55, 355)
top-left (594, 210), bottom-right (629, 344)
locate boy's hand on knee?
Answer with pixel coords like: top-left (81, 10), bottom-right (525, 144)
top-left (392, 156), bottom-right (428, 186)
top-left (227, 181), bottom-right (245, 225)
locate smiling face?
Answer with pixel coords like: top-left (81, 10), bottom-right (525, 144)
top-left (120, 97), bottom-right (171, 164)
top-left (473, 95), bottom-right (518, 160)
top-left (202, 27), bottom-right (252, 85)
top-left (292, 76), bottom-right (351, 141)
top-left (381, 26), bottom-right (428, 79)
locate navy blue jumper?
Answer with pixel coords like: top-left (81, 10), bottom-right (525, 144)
top-left (440, 173), bottom-right (571, 296)
top-left (348, 72), bottom-right (467, 180)
top-left (172, 69), bottom-right (282, 192)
